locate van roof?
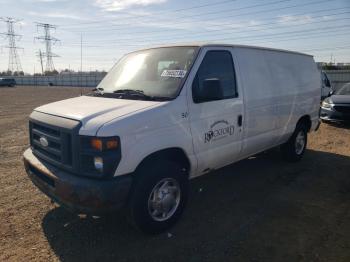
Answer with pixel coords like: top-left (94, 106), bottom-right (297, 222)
top-left (135, 42), bottom-right (312, 57)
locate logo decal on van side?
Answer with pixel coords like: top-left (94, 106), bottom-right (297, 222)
top-left (204, 120), bottom-right (234, 143)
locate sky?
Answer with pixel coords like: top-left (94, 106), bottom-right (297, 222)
top-left (0, 0), bottom-right (349, 73)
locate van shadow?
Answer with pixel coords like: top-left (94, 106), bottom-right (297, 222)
top-left (42, 149), bottom-right (350, 262)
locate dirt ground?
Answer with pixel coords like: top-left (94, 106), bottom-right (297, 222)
top-left (0, 86), bottom-right (349, 262)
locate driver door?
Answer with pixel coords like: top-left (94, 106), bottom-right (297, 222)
top-left (187, 47), bottom-right (244, 176)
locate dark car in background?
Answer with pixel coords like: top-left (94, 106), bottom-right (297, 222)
top-left (321, 83), bottom-right (350, 122)
top-left (321, 71), bottom-right (333, 100)
top-left (0, 78), bottom-right (16, 87)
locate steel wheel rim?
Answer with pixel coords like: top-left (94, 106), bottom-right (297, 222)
top-left (148, 178), bottom-right (181, 222)
top-left (295, 130), bottom-right (306, 155)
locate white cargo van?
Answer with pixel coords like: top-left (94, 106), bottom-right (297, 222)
top-left (23, 44), bottom-right (321, 233)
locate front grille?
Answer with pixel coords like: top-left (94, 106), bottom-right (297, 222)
top-left (30, 121), bottom-right (73, 167)
top-left (334, 105), bottom-right (350, 114)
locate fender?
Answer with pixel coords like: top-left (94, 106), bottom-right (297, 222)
top-left (114, 123), bottom-right (197, 177)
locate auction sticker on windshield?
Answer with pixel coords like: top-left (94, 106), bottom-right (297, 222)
top-left (161, 70), bottom-right (187, 78)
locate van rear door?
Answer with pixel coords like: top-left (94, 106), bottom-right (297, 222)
top-left (187, 47), bottom-right (244, 174)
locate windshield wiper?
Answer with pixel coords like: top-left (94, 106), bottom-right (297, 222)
top-left (113, 89), bottom-right (145, 96)
top-left (92, 87), bottom-right (104, 94)
top-left (113, 89), bottom-right (170, 101)
top-left (85, 87), bottom-right (105, 97)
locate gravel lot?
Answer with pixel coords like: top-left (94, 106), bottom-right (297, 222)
top-left (0, 86), bottom-right (350, 262)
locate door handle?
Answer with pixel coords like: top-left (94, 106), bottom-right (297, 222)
top-left (237, 115), bottom-right (243, 127)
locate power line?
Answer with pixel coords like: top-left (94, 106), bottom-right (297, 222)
top-left (74, 11), bottom-right (350, 45)
top-left (61, 0), bottom-right (293, 31)
top-left (16, 7), bottom-right (348, 49)
top-left (83, 7), bottom-right (348, 41)
top-left (45, 7), bottom-right (348, 48)
top-left (62, 0), bottom-right (327, 33)
top-left (0, 17), bottom-right (23, 73)
top-left (200, 25), bottom-right (350, 45)
top-left (53, 0), bottom-right (341, 49)
top-left (19, 42), bottom-right (350, 64)
top-left (300, 44), bottom-right (350, 53)
top-left (60, 0), bottom-right (238, 28)
top-left (61, 19), bottom-right (350, 49)
top-left (14, 13), bottom-right (349, 53)
top-left (244, 32), bottom-right (350, 50)
top-left (42, 28), bottom-right (350, 60)
top-left (35, 23), bottom-right (60, 72)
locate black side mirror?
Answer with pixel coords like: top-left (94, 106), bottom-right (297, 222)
top-left (199, 78), bottom-right (223, 102)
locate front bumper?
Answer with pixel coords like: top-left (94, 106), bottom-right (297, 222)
top-left (23, 148), bottom-right (132, 215)
top-left (320, 107), bottom-right (350, 122)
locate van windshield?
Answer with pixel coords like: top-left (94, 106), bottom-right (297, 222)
top-left (335, 83), bottom-right (350, 95)
top-left (96, 47), bottom-right (198, 100)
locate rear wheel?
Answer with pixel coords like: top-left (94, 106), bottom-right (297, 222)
top-left (281, 122), bottom-right (308, 162)
top-left (128, 160), bottom-right (188, 234)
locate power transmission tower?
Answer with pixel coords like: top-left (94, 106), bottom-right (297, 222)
top-left (36, 49), bottom-right (44, 74)
top-left (0, 17), bottom-right (23, 74)
top-left (35, 23), bottom-right (59, 73)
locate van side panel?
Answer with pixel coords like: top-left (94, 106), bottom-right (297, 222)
top-left (235, 48), bottom-right (279, 156)
top-left (264, 50), bottom-right (320, 143)
top-left (235, 47), bottom-right (320, 157)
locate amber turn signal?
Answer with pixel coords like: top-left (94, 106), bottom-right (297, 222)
top-left (106, 139), bottom-right (118, 150)
top-left (91, 138), bottom-right (103, 151)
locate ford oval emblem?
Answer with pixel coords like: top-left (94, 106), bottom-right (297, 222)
top-left (39, 137), bottom-right (49, 147)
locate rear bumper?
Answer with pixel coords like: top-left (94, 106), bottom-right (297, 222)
top-left (320, 107), bottom-right (350, 122)
top-left (23, 148), bottom-right (132, 215)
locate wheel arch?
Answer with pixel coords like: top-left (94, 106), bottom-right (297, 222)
top-left (297, 115), bottom-right (312, 132)
top-left (135, 147), bottom-right (191, 178)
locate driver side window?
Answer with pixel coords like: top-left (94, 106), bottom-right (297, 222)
top-left (192, 50), bottom-right (237, 103)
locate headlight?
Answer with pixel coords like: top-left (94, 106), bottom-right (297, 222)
top-left (80, 136), bottom-right (121, 178)
top-left (321, 101), bottom-right (333, 109)
top-left (94, 156), bottom-right (103, 173)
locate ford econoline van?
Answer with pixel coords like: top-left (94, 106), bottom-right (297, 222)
top-left (23, 44), bottom-right (321, 233)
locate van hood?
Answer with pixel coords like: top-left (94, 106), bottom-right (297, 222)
top-left (34, 96), bottom-right (163, 135)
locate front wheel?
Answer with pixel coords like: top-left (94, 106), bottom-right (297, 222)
top-left (128, 160), bottom-right (188, 234)
top-left (281, 123), bottom-right (308, 162)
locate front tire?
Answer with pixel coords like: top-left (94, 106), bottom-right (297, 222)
top-left (128, 160), bottom-right (188, 234)
top-left (281, 122), bottom-right (308, 162)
